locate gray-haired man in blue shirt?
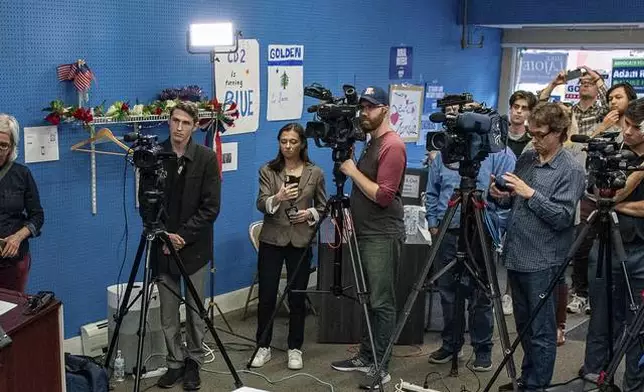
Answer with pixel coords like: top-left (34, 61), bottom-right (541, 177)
top-left (425, 148), bottom-right (516, 371)
top-left (490, 102), bottom-right (585, 392)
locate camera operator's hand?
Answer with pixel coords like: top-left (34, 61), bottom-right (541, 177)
top-left (162, 233), bottom-right (186, 254)
top-left (339, 159), bottom-right (357, 176)
top-left (502, 173), bottom-right (535, 199)
top-left (290, 210), bottom-right (313, 224)
top-left (276, 183), bottom-right (298, 202)
top-left (489, 175), bottom-right (511, 200)
top-left (429, 227), bottom-right (439, 236)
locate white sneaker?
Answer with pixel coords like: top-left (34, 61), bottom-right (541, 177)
top-left (502, 294), bottom-right (513, 315)
top-left (287, 349), bottom-right (303, 370)
top-left (567, 294), bottom-right (588, 314)
top-left (251, 347), bottom-right (271, 368)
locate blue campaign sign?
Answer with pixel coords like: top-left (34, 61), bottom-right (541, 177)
top-left (390, 46), bottom-right (413, 79)
top-left (612, 58), bottom-right (644, 94)
top-left (519, 52), bottom-right (568, 84)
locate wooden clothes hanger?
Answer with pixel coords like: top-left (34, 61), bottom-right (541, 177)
top-left (71, 128), bottom-right (130, 156)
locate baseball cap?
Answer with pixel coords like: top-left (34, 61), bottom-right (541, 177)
top-left (360, 86), bottom-right (389, 106)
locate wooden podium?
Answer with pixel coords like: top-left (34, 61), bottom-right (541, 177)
top-left (316, 242), bottom-right (429, 345)
top-left (0, 288), bottom-right (65, 392)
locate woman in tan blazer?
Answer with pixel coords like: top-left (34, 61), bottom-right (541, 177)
top-left (251, 123), bottom-right (327, 370)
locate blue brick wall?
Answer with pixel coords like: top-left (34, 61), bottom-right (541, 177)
top-left (467, 0), bottom-right (644, 25)
top-left (0, 0), bottom-right (502, 338)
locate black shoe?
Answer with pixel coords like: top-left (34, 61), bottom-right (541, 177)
top-left (498, 380), bottom-right (524, 391)
top-left (157, 367), bottom-right (184, 388)
top-left (183, 358), bottom-right (201, 391)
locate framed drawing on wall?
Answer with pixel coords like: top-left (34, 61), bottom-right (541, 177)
top-left (388, 84), bottom-right (425, 142)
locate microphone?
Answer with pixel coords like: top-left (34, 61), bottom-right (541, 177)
top-left (429, 112), bottom-right (447, 123)
top-left (570, 134), bottom-right (591, 143)
top-left (124, 132), bottom-right (140, 142)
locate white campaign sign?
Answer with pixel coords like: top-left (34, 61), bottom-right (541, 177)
top-left (24, 125), bottom-right (59, 163)
top-left (267, 45), bottom-right (304, 121)
top-left (215, 39), bottom-right (260, 134)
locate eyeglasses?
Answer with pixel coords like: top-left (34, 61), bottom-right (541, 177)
top-left (0, 142), bottom-right (12, 151)
top-left (527, 130), bottom-right (552, 140)
top-left (359, 104), bottom-right (384, 113)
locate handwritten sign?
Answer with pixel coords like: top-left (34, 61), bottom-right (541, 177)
top-left (267, 44), bottom-right (304, 121)
top-left (402, 174), bottom-right (420, 199)
top-left (389, 84), bottom-right (424, 142)
top-left (215, 39), bottom-right (260, 134)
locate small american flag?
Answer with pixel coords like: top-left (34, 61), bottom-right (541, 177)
top-left (73, 63), bottom-right (94, 92)
top-left (56, 63), bottom-right (75, 81)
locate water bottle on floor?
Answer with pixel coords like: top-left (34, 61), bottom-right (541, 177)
top-left (114, 350), bottom-right (125, 382)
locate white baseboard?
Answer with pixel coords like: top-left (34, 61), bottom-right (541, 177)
top-left (65, 272), bottom-right (317, 355)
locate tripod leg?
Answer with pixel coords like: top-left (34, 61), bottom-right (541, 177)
top-left (483, 213), bottom-right (598, 392)
top-left (133, 238), bottom-right (155, 392)
top-left (450, 251), bottom-right (467, 377)
top-left (104, 234), bottom-right (147, 372)
top-left (370, 198), bottom-right (461, 389)
top-left (472, 206), bottom-right (519, 389)
top-left (609, 212), bottom-right (637, 312)
top-left (602, 224), bottom-right (615, 363)
top-left (160, 232), bottom-right (243, 388)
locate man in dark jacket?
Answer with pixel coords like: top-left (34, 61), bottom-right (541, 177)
top-left (151, 101), bottom-right (221, 390)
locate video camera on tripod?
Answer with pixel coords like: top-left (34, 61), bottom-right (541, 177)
top-left (428, 93), bottom-right (508, 176)
top-left (124, 132), bottom-right (176, 227)
top-left (304, 83), bottom-right (366, 163)
top-left (571, 131), bottom-right (643, 192)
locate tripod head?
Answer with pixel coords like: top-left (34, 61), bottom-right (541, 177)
top-left (124, 132), bottom-right (177, 232)
top-left (457, 160), bottom-right (482, 191)
top-left (138, 168), bottom-right (169, 232)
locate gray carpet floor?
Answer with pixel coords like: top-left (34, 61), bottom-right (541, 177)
top-left (111, 291), bottom-right (617, 392)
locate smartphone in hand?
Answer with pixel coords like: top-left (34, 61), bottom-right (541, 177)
top-left (565, 68), bottom-right (586, 81)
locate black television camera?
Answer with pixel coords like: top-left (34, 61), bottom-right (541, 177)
top-left (124, 132), bottom-right (176, 228)
top-left (571, 132), bottom-right (642, 191)
top-left (304, 83), bottom-right (366, 163)
top-left (428, 93), bottom-right (507, 178)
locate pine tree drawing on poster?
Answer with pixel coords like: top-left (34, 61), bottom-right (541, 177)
top-left (280, 71), bottom-right (289, 89)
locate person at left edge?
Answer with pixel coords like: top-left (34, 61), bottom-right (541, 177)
top-left (149, 101), bottom-right (221, 391)
top-left (0, 114), bottom-right (44, 293)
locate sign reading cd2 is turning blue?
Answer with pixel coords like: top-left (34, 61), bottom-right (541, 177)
top-left (389, 46), bottom-right (413, 80)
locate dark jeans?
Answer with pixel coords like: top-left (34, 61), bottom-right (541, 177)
top-left (256, 241), bottom-right (311, 350)
top-left (436, 230), bottom-right (493, 355)
top-left (584, 240), bottom-right (644, 392)
top-left (570, 197), bottom-right (596, 298)
top-left (0, 253), bottom-right (31, 293)
top-left (509, 267), bottom-right (558, 390)
top-left (357, 236), bottom-right (402, 371)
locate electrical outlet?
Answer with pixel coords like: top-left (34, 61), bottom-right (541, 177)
top-left (400, 381), bottom-right (442, 392)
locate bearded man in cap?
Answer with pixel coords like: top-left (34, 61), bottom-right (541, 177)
top-left (330, 86), bottom-right (407, 389)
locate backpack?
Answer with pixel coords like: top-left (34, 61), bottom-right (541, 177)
top-left (64, 353), bottom-right (109, 392)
